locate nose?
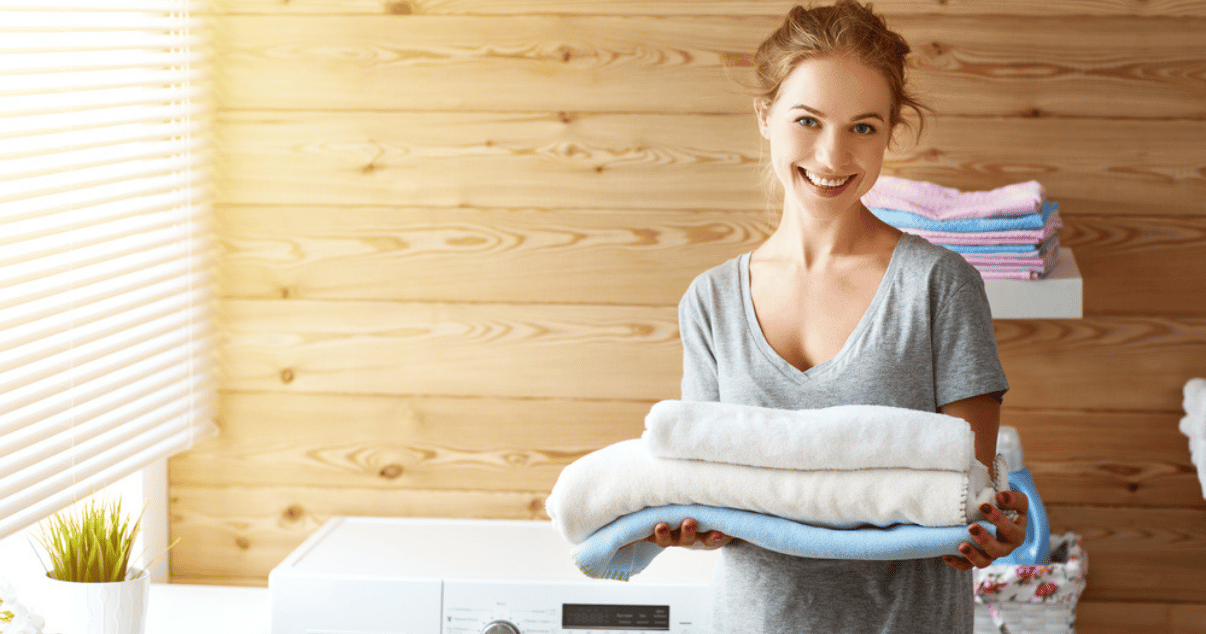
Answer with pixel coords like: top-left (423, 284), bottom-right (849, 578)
top-left (815, 127), bottom-right (850, 170)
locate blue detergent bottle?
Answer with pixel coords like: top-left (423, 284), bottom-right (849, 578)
top-left (993, 426), bottom-right (1050, 565)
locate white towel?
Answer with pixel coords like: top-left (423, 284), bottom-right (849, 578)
top-left (545, 439), bottom-right (994, 544)
top-left (1180, 378), bottom-right (1206, 500)
top-left (642, 400), bottom-right (974, 472)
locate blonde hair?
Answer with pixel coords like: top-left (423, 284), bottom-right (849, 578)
top-left (752, 1), bottom-right (927, 140)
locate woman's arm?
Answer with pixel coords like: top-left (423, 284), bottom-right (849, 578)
top-left (940, 393), bottom-right (1028, 570)
top-left (941, 393), bottom-right (1001, 475)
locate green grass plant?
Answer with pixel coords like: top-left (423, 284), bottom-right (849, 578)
top-left (33, 496), bottom-right (143, 583)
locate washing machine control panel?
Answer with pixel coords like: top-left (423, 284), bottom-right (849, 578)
top-left (443, 580), bottom-right (708, 634)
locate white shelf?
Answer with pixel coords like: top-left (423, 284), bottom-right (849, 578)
top-left (984, 248), bottom-right (1083, 319)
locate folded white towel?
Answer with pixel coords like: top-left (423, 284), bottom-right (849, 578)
top-left (1180, 378), bottom-right (1206, 500)
top-left (545, 439), bottom-right (994, 544)
top-left (643, 400), bottom-right (974, 472)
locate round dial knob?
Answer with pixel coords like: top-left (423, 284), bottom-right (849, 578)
top-left (480, 620), bottom-right (521, 634)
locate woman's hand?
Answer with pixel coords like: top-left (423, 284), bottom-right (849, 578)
top-left (637, 518), bottom-right (733, 550)
top-left (943, 490), bottom-right (1029, 570)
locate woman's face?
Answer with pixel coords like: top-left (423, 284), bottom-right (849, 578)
top-left (757, 54), bottom-right (894, 215)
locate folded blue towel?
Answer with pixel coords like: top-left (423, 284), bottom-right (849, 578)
top-left (872, 202), bottom-right (1058, 233)
top-left (572, 504), bottom-right (997, 581)
top-left (941, 235), bottom-right (1058, 255)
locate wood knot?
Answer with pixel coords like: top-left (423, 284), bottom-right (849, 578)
top-left (362, 162), bottom-right (379, 174)
top-left (280, 368), bottom-right (295, 384)
top-left (235, 537), bottom-right (251, 550)
top-left (385, 1), bottom-right (413, 14)
top-left (280, 286), bottom-right (294, 299)
top-left (1021, 107), bottom-right (1045, 118)
top-left (558, 46), bottom-right (573, 63)
top-left (528, 497), bottom-right (544, 514)
top-left (283, 505), bottom-right (304, 522)
top-left (558, 111), bottom-right (573, 124)
top-left (926, 41), bottom-right (946, 57)
top-left (594, 165), bottom-right (604, 173)
top-left (1127, 483), bottom-right (1140, 493)
top-left (379, 463), bottom-right (404, 479)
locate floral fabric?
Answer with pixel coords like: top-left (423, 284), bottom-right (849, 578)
top-left (974, 533), bottom-right (1087, 605)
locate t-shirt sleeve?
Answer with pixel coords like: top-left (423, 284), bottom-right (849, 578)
top-left (931, 273), bottom-right (1010, 407)
top-left (678, 277), bottom-right (720, 402)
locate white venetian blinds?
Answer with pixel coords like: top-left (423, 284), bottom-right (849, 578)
top-left (0, 0), bottom-right (217, 540)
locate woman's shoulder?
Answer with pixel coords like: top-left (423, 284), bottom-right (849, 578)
top-left (683, 253), bottom-right (746, 299)
top-left (896, 233), bottom-right (984, 291)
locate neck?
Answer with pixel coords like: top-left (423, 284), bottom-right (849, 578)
top-left (760, 199), bottom-right (890, 269)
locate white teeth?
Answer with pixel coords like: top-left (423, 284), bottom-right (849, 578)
top-left (803, 170), bottom-right (853, 188)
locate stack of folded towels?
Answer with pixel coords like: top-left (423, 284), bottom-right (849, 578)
top-left (863, 176), bottom-right (1061, 280)
top-left (545, 400), bottom-right (1007, 581)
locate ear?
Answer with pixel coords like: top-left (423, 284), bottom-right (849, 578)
top-left (754, 100), bottom-right (772, 140)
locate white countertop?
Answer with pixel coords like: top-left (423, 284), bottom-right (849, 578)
top-left (147, 584), bottom-right (270, 634)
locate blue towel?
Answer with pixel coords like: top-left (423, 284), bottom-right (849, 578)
top-left (872, 202), bottom-right (1058, 233)
top-left (571, 504), bottom-right (997, 581)
top-left (941, 235), bottom-right (1058, 255)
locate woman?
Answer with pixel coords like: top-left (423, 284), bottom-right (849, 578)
top-left (644, 2), bottom-right (1029, 632)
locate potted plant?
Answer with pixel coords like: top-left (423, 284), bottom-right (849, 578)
top-left (32, 495), bottom-right (152, 634)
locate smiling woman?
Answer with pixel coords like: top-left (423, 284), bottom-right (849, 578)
top-left (642, 3), bottom-right (1025, 633)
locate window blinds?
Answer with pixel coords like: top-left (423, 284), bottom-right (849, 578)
top-left (0, 0), bottom-right (217, 540)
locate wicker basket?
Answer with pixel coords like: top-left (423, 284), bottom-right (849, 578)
top-left (973, 533), bottom-right (1088, 634)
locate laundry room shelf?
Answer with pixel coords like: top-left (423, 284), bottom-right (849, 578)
top-left (984, 248), bottom-right (1082, 319)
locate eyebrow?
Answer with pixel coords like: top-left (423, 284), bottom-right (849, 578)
top-left (790, 104), bottom-right (885, 123)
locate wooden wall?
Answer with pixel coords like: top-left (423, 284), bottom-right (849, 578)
top-left (176, 0), bottom-right (1206, 630)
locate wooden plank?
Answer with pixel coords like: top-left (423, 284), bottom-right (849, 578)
top-left (206, 0), bottom-right (1206, 18)
top-left (216, 206), bottom-right (1206, 317)
top-left (1048, 504), bottom-right (1206, 603)
top-left (1062, 214), bottom-right (1206, 317)
top-left (210, 15), bottom-right (1206, 119)
top-left (215, 111), bottom-right (1206, 216)
top-left (215, 205), bottom-right (766, 304)
top-left (1000, 408), bottom-right (1202, 508)
top-left (217, 298), bottom-right (683, 401)
top-left (1076, 600), bottom-right (1206, 634)
top-left (168, 484), bottom-right (548, 585)
top-left (218, 297), bottom-right (1206, 411)
top-left (170, 391), bottom-right (652, 489)
top-left (994, 317), bottom-right (1206, 412)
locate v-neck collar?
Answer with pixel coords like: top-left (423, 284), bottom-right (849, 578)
top-left (739, 234), bottom-right (909, 382)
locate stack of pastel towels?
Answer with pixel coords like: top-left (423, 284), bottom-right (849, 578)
top-left (545, 400), bottom-right (1008, 581)
top-left (863, 176), bottom-right (1061, 280)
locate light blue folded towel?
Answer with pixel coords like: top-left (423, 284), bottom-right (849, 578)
top-left (941, 235), bottom-right (1058, 255)
top-left (872, 201), bottom-right (1058, 233)
top-left (572, 504), bottom-right (996, 581)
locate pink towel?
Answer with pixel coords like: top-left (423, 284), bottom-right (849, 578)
top-left (978, 270), bottom-right (1042, 280)
top-left (863, 176), bottom-right (1045, 221)
top-left (961, 245), bottom-right (1058, 269)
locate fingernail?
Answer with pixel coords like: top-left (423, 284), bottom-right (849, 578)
top-left (980, 503), bottom-right (993, 515)
top-left (970, 526), bottom-right (982, 536)
top-left (960, 545), bottom-right (972, 555)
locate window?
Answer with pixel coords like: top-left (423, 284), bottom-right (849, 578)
top-left (0, 0), bottom-right (216, 543)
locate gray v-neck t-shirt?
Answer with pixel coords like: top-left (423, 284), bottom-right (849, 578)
top-left (678, 233), bottom-right (1009, 633)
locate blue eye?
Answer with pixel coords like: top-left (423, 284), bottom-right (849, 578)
top-left (854, 123), bottom-right (876, 134)
top-left (794, 116), bottom-right (819, 128)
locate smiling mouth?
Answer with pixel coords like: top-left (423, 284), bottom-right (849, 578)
top-left (801, 169), bottom-right (855, 188)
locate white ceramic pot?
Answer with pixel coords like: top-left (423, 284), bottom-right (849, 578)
top-left (43, 569), bottom-right (149, 634)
